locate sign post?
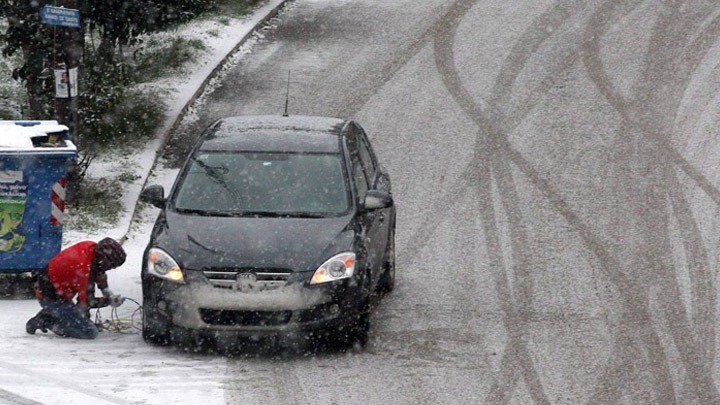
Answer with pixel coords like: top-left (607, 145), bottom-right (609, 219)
top-left (40, 2), bottom-right (82, 203)
top-left (39, 3), bottom-right (81, 142)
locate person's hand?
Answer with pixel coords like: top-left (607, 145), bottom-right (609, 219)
top-left (108, 294), bottom-right (125, 307)
top-left (88, 296), bottom-right (108, 308)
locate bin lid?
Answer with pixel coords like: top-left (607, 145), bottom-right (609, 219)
top-left (0, 126), bottom-right (34, 149)
top-left (0, 120), bottom-right (77, 155)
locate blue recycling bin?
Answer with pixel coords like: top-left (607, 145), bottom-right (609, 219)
top-left (0, 121), bottom-right (77, 273)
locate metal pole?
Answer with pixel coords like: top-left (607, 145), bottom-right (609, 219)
top-left (51, 0), bottom-right (81, 203)
top-left (52, 0), bottom-right (80, 145)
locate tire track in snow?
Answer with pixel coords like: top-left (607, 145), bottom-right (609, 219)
top-left (582, 1), bottom-right (720, 402)
top-left (433, 1), bottom-right (586, 403)
top-left (224, 355), bottom-right (309, 404)
top-left (301, 0), bottom-right (720, 402)
top-left (432, 0), bottom-right (712, 403)
top-left (580, 3), bottom-right (678, 402)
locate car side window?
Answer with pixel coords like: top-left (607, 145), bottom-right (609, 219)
top-left (352, 153), bottom-right (368, 200)
top-left (357, 134), bottom-right (377, 185)
top-left (347, 135), bottom-right (369, 200)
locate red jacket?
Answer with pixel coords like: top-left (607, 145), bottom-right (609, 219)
top-left (43, 241), bottom-right (108, 305)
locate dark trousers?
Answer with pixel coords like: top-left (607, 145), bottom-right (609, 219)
top-left (38, 299), bottom-right (99, 339)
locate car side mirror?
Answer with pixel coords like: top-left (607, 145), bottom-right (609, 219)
top-left (140, 185), bottom-right (166, 209)
top-left (361, 190), bottom-right (393, 211)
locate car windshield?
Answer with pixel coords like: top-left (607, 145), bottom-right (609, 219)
top-left (172, 151), bottom-right (350, 216)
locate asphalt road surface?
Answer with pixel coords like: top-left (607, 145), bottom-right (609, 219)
top-left (166, 0), bottom-right (720, 403)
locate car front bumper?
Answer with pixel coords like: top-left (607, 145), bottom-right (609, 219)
top-left (143, 274), bottom-right (364, 338)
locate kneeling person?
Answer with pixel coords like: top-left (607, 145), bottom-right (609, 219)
top-left (26, 237), bottom-right (127, 339)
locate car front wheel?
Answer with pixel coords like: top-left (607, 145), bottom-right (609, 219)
top-left (142, 300), bottom-right (172, 346)
top-left (377, 225), bottom-right (396, 294)
top-left (347, 269), bottom-right (372, 349)
top-left (321, 271), bottom-right (372, 351)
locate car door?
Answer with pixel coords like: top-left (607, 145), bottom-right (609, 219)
top-left (347, 124), bottom-right (387, 287)
top-left (358, 127), bottom-right (392, 279)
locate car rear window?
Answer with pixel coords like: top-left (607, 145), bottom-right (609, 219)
top-left (172, 151), bottom-right (350, 216)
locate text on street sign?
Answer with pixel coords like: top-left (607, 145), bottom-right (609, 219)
top-left (40, 6), bottom-right (80, 28)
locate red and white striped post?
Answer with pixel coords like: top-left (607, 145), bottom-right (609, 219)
top-left (51, 177), bottom-right (67, 226)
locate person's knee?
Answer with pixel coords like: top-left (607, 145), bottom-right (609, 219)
top-left (77, 319), bottom-right (99, 339)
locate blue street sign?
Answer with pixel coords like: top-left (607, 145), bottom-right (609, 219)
top-left (40, 5), bottom-right (80, 28)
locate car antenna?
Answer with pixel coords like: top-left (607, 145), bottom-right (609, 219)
top-left (283, 70), bottom-right (290, 117)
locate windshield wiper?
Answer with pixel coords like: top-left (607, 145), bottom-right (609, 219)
top-left (176, 208), bottom-right (238, 217)
top-left (243, 211), bottom-right (327, 218)
top-left (176, 206), bottom-right (328, 218)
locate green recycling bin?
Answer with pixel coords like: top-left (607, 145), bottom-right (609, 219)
top-left (0, 121), bottom-right (77, 273)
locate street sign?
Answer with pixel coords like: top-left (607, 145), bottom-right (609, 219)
top-left (40, 6), bottom-right (80, 28)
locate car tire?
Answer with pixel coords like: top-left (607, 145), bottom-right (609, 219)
top-left (323, 311), bottom-right (370, 352)
top-left (377, 225), bottom-right (396, 294)
top-left (347, 270), bottom-right (372, 349)
top-left (349, 309), bottom-right (370, 350)
top-left (319, 271), bottom-right (372, 351)
top-left (142, 302), bottom-right (171, 346)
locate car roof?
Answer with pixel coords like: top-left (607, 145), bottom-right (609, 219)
top-left (198, 115), bottom-right (349, 154)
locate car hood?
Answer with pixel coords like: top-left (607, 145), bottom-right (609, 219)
top-left (152, 211), bottom-right (355, 272)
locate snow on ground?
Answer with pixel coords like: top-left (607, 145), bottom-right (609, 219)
top-left (0, 1), bottom-right (288, 404)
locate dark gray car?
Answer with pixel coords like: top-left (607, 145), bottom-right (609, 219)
top-left (139, 115), bottom-right (396, 350)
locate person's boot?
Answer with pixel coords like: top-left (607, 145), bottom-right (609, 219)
top-left (25, 310), bottom-right (50, 334)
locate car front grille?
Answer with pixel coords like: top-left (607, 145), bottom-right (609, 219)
top-left (200, 309), bottom-right (292, 326)
top-left (202, 268), bottom-right (291, 290)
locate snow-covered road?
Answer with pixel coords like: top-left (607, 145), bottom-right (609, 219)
top-left (5, 0), bottom-right (720, 404)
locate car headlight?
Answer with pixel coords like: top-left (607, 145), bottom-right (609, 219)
top-left (147, 248), bottom-right (184, 283)
top-left (310, 252), bottom-right (356, 285)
